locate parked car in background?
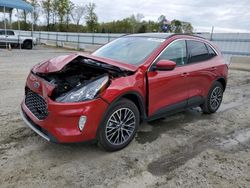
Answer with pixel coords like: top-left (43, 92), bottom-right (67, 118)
top-left (20, 33), bottom-right (228, 151)
top-left (0, 29), bottom-right (37, 49)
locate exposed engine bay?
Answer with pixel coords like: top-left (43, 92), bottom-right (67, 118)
top-left (34, 56), bottom-right (132, 100)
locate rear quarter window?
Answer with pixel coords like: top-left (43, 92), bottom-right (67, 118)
top-left (206, 44), bottom-right (217, 59)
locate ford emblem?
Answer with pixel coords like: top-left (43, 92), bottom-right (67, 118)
top-left (34, 81), bottom-right (40, 89)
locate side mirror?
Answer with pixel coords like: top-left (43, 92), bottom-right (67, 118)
top-left (154, 60), bottom-right (176, 71)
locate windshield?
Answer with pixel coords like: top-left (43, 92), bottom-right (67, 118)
top-left (92, 37), bottom-right (165, 65)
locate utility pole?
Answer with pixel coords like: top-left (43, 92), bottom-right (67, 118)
top-left (210, 26), bottom-right (214, 41)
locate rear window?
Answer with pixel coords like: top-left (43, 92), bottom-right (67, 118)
top-left (0, 30), bottom-right (15, 36)
top-left (6, 31), bottom-right (15, 36)
top-left (187, 40), bottom-right (209, 63)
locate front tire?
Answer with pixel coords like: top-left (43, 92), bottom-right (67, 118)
top-left (97, 99), bottom-right (140, 151)
top-left (202, 81), bottom-right (224, 114)
top-left (11, 43), bottom-right (19, 48)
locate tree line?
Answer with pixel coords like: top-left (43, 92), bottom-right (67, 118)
top-left (0, 0), bottom-right (193, 34)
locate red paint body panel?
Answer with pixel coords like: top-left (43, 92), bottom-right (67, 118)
top-left (21, 34), bottom-right (228, 143)
top-left (185, 56), bottom-right (228, 98)
top-left (23, 72), bottom-right (109, 142)
top-left (147, 66), bottom-right (189, 116)
top-left (100, 70), bottom-right (146, 104)
top-left (26, 72), bottom-right (55, 97)
top-left (32, 53), bottom-right (138, 74)
top-left (21, 98), bottom-right (108, 142)
top-left (32, 53), bottom-right (79, 74)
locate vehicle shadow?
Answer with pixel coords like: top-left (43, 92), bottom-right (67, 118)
top-left (0, 106), bottom-right (218, 168)
top-left (44, 108), bottom-right (207, 153)
top-left (10, 107), bottom-right (214, 161)
top-left (135, 107), bottom-right (212, 144)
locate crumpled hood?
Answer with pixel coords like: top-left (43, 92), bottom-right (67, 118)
top-left (32, 53), bottom-right (138, 74)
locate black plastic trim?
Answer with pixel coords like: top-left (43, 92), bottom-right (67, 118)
top-left (104, 91), bottom-right (147, 122)
top-left (147, 100), bottom-right (187, 121)
top-left (147, 96), bottom-right (205, 121)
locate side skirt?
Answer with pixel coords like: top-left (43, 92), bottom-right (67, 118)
top-left (146, 96), bottom-right (205, 122)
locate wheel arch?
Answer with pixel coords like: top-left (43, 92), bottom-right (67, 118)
top-left (102, 91), bottom-right (147, 123)
top-left (22, 39), bottom-right (33, 49)
top-left (121, 92), bottom-right (147, 122)
top-left (23, 39), bottom-right (32, 43)
top-left (216, 77), bottom-right (227, 91)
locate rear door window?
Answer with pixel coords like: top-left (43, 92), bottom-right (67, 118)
top-left (187, 40), bottom-right (209, 63)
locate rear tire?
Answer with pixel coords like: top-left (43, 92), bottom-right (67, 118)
top-left (22, 40), bottom-right (33, 49)
top-left (97, 98), bottom-right (140, 151)
top-left (202, 81), bottom-right (224, 114)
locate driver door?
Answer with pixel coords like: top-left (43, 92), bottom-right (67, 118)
top-left (6, 30), bottom-right (17, 45)
top-left (147, 40), bottom-right (190, 117)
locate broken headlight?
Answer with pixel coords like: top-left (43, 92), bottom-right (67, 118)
top-left (55, 75), bottom-right (109, 103)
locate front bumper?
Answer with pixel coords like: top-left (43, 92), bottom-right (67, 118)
top-left (20, 107), bottom-right (57, 142)
top-left (21, 97), bottom-right (109, 143)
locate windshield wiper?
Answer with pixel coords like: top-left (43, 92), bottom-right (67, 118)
top-left (83, 58), bottom-right (124, 73)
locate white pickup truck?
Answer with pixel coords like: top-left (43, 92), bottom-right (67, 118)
top-left (0, 29), bottom-right (37, 49)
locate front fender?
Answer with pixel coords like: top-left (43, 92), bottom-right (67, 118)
top-left (100, 71), bottom-right (145, 104)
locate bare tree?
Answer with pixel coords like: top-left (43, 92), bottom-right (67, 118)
top-left (71, 4), bottom-right (86, 30)
top-left (85, 3), bottom-right (98, 32)
top-left (66, 1), bottom-right (74, 29)
top-left (42, 0), bottom-right (52, 30)
top-left (135, 13), bottom-right (144, 23)
top-left (29, 0), bottom-right (40, 29)
top-left (20, 0), bottom-right (28, 29)
top-left (128, 13), bottom-right (144, 33)
top-left (51, 0), bottom-right (59, 25)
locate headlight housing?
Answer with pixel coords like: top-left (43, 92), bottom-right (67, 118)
top-left (55, 75), bottom-right (109, 103)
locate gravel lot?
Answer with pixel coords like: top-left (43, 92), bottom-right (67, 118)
top-left (0, 47), bottom-right (250, 188)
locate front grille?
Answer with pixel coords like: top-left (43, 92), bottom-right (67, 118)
top-left (25, 88), bottom-right (48, 120)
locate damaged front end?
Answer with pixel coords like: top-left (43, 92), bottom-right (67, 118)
top-left (31, 55), bottom-right (133, 103)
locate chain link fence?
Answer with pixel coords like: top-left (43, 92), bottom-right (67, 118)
top-left (12, 30), bottom-right (250, 61)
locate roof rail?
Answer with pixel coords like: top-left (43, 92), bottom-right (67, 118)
top-left (169, 33), bottom-right (207, 40)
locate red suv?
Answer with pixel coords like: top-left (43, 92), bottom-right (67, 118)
top-left (21, 33), bottom-right (228, 151)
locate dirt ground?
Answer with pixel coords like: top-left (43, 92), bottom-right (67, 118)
top-left (0, 47), bottom-right (250, 188)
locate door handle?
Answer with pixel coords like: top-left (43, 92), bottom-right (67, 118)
top-left (181, 72), bottom-right (189, 77)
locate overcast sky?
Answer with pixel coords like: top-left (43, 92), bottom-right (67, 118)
top-left (73, 0), bottom-right (250, 33)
